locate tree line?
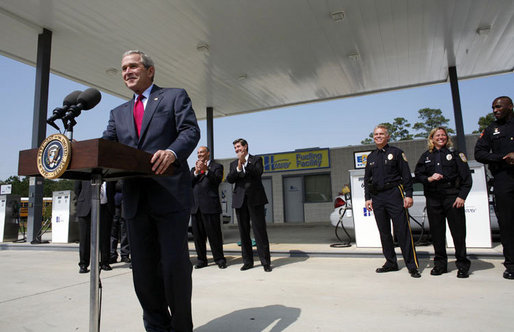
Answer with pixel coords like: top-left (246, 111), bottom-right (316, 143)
top-left (0, 176), bottom-right (75, 197)
top-left (361, 108), bottom-right (494, 144)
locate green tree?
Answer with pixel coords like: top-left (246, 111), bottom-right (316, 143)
top-left (2, 176), bottom-right (29, 196)
top-left (1, 176), bottom-right (75, 197)
top-left (43, 179), bottom-right (75, 197)
top-left (390, 117), bottom-right (413, 141)
top-left (413, 108), bottom-right (454, 138)
top-left (473, 113), bottom-right (495, 134)
top-left (361, 117), bottom-right (413, 144)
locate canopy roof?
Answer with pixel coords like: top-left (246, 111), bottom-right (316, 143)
top-left (1, 0), bottom-right (513, 120)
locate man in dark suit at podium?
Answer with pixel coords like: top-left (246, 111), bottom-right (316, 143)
top-left (226, 138), bottom-right (272, 272)
top-left (102, 50), bottom-right (200, 332)
top-left (191, 146), bottom-right (227, 269)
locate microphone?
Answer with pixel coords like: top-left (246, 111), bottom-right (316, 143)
top-left (46, 90), bottom-right (82, 128)
top-left (62, 88), bottom-right (102, 122)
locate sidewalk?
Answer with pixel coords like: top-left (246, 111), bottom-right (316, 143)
top-left (0, 224), bottom-right (511, 331)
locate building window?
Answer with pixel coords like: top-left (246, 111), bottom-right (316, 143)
top-left (304, 174), bottom-right (331, 202)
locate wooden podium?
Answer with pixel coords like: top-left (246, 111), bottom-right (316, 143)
top-left (19, 138), bottom-right (173, 180)
top-left (18, 138), bottom-right (174, 332)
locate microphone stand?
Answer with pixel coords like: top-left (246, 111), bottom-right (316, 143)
top-left (63, 115), bottom-right (103, 332)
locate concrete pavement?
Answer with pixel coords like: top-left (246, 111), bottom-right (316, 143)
top-left (0, 224), bottom-right (512, 331)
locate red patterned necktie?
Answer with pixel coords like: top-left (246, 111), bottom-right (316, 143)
top-left (133, 95), bottom-right (145, 137)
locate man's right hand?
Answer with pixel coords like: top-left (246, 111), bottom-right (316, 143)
top-left (365, 200), bottom-right (373, 211)
top-left (237, 152), bottom-right (246, 169)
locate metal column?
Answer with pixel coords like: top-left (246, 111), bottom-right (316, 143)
top-left (27, 28), bottom-right (52, 243)
top-left (448, 66), bottom-right (467, 155)
top-left (206, 106), bottom-right (214, 160)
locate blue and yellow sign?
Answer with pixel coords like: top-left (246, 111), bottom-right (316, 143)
top-left (262, 149), bottom-right (330, 173)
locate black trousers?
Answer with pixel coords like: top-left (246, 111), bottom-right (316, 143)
top-left (235, 197), bottom-right (271, 266)
top-left (78, 204), bottom-right (113, 268)
top-left (110, 206), bottom-right (130, 260)
top-left (494, 172), bottom-right (514, 273)
top-left (372, 187), bottom-right (418, 270)
top-left (127, 203), bottom-right (192, 332)
top-left (426, 194), bottom-right (470, 271)
top-left (191, 211), bottom-right (226, 265)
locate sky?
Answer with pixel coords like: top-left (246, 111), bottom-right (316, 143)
top-left (1, 54), bottom-right (513, 181)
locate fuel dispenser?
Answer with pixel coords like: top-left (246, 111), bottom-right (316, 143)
top-left (51, 190), bottom-right (78, 243)
top-left (0, 194), bottom-right (21, 242)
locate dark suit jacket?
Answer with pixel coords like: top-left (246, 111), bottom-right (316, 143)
top-left (191, 161), bottom-right (223, 214)
top-left (102, 85), bottom-right (200, 218)
top-left (74, 180), bottom-right (116, 218)
top-left (226, 154), bottom-right (268, 209)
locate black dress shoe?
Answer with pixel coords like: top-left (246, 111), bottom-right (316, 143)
top-left (503, 270), bottom-right (514, 280)
top-left (430, 267), bottom-right (447, 276)
top-left (217, 262), bottom-right (227, 269)
top-left (79, 266), bottom-right (89, 274)
top-left (409, 269), bottom-right (421, 278)
top-left (101, 264), bottom-right (112, 271)
top-left (121, 257), bottom-right (131, 263)
top-left (376, 265), bottom-right (399, 273)
top-left (109, 257), bottom-right (118, 264)
top-left (240, 263), bottom-right (254, 271)
top-left (195, 262), bottom-right (208, 269)
top-left (457, 269), bottom-right (469, 278)
top-left (263, 265), bottom-right (272, 272)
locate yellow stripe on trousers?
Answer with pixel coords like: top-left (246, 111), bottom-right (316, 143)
top-left (398, 185), bottom-right (419, 268)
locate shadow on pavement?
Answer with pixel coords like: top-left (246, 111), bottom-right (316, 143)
top-left (194, 304), bottom-right (301, 332)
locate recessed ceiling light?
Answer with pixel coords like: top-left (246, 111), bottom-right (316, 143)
top-left (476, 25), bottom-right (491, 36)
top-left (330, 11), bottom-right (345, 22)
top-left (105, 67), bottom-right (118, 76)
top-left (196, 43), bottom-right (210, 53)
top-left (348, 52), bottom-right (360, 62)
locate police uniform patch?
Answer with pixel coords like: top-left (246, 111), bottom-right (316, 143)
top-left (402, 153), bottom-right (407, 162)
top-left (493, 128), bottom-right (500, 135)
top-left (388, 153), bottom-right (393, 160)
top-left (446, 154), bottom-right (452, 161)
top-left (459, 153), bottom-right (467, 163)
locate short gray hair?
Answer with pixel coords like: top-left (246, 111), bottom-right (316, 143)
top-left (374, 124), bottom-right (390, 137)
top-left (122, 50), bottom-right (154, 69)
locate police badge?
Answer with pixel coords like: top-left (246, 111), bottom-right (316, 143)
top-left (37, 134), bottom-right (72, 179)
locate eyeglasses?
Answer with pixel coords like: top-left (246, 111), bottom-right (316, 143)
top-left (492, 105), bottom-right (502, 109)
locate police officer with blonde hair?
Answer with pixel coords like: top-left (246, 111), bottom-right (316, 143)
top-left (415, 127), bottom-right (472, 278)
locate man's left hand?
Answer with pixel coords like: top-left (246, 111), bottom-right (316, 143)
top-left (151, 150), bottom-right (176, 175)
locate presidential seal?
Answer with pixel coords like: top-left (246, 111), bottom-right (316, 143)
top-left (37, 134), bottom-right (72, 179)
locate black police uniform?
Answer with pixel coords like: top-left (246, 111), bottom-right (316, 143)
top-left (364, 144), bottom-right (418, 271)
top-left (475, 116), bottom-right (514, 273)
top-left (415, 147), bottom-right (472, 273)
